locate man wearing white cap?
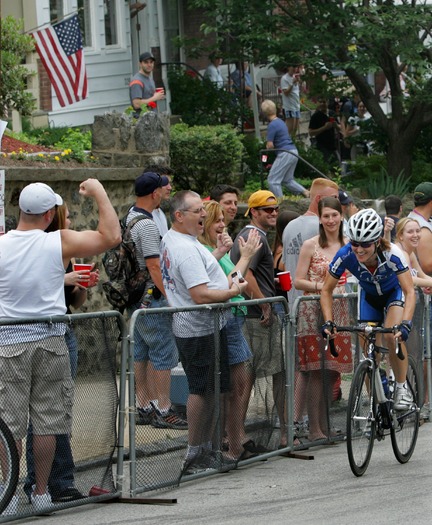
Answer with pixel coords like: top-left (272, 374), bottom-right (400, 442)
top-left (0, 179), bottom-right (120, 513)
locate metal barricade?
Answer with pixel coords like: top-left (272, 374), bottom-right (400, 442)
top-left (126, 297), bottom-right (295, 495)
top-left (0, 311), bottom-right (128, 523)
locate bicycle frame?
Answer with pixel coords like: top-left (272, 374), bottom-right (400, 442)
top-left (327, 323), bottom-right (420, 476)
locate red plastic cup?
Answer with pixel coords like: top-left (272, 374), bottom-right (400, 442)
top-left (155, 87), bottom-right (164, 94)
top-left (277, 271), bottom-right (292, 291)
top-left (73, 263), bottom-right (93, 288)
top-left (337, 272), bottom-right (347, 285)
top-left (88, 485), bottom-right (110, 497)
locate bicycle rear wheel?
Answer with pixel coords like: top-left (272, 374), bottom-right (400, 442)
top-left (0, 417), bottom-right (19, 514)
top-left (390, 355), bottom-right (420, 464)
top-left (346, 360), bottom-right (375, 476)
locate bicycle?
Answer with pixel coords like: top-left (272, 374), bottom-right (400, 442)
top-left (0, 417), bottom-right (19, 515)
top-left (326, 323), bottom-right (420, 477)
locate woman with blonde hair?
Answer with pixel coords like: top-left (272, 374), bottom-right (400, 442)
top-left (199, 200), bottom-right (268, 460)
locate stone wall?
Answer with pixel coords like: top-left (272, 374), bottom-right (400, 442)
top-left (92, 111), bottom-right (170, 168)
top-left (2, 110), bottom-right (172, 313)
top-left (2, 166), bottom-right (153, 313)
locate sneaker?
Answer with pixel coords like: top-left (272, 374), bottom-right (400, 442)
top-left (51, 487), bottom-right (85, 503)
top-left (181, 452), bottom-right (235, 475)
top-left (31, 491), bottom-right (54, 512)
top-left (151, 406), bottom-right (188, 430)
top-left (1, 494), bottom-right (18, 516)
top-left (136, 407), bottom-right (154, 425)
top-left (420, 403), bottom-right (430, 421)
top-left (294, 420), bottom-right (309, 438)
top-left (394, 384), bottom-right (414, 411)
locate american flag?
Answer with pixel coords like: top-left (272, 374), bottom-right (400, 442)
top-left (32, 14), bottom-right (88, 107)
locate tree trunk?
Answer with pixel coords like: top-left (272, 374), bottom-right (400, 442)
top-left (386, 136), bottom-right (413, 181)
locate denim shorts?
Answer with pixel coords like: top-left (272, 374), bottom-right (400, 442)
top-left (225, 314), bottom-right (252, 365)
top-left (130, 297), bottom-right (178, 370)
top-left (284, 109), bottom-right (301, 119)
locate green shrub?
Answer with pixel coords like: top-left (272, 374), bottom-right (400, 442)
top-left (294, 142), bottom-right (333, 180)
top-left (54, 128), bottom-right (92, 163)
top-left (367, 167), bottom-right (412, 199)
top-left (26, 126), bottom-right (71, 147)
top-left (241, 134), bottom-right (266, 185)
top-left (170, 123), bottom-right (244, 195)
top-left (168, 66), bottom-right (249, 127)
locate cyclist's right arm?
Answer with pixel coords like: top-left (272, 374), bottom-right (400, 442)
top-left (320, 271), bottom-right (339, 336)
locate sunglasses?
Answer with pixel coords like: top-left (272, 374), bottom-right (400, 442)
top-left (255, 206), bottom-right (279, 214)
top-left (350, 240), bottom-right (375, 248)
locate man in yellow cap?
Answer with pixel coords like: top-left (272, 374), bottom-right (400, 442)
top-left (230, 190), bottom-right (287, 448)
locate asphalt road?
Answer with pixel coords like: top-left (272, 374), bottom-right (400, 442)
top-left (14, 420), bottom-right (432, 525)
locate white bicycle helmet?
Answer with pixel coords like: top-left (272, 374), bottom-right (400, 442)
top-left (347, 208), bottom-right (383, 243)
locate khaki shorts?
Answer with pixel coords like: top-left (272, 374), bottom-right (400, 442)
top-left (0, 337), bottom-right (73, 440)
top-left (243, 315), bottom-right (285, 378)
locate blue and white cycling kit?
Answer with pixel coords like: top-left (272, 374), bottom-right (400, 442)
top-left (328, 243), bottom-right (409, 322)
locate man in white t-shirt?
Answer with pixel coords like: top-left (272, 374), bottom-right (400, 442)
top-left (281, 65), bottom-right (301, 137)
top-left (160, 190), bottom-right (247, 474)
top-left (0, 180), bottom-right (120, 513)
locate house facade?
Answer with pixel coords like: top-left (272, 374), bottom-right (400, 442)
top-left (2, 0), bottom-right (211, 128)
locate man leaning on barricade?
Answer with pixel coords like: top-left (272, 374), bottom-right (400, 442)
top-left (0, 180), bottom-right (120, 515)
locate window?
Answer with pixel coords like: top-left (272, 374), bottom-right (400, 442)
top-left (50, 0), bottom-right (64, 23)
top-left (104, 0), bottom-right (118, 46)
top-left (77, 0), bottom-right (92, 48)
top-left (163, 0), bottom-right (181, 62)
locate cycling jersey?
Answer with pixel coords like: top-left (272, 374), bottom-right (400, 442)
top-left (328, 243), bottom-right (409, 296)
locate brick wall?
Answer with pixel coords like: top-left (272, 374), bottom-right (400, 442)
top-left (38, 60), bottom-right (52, 112)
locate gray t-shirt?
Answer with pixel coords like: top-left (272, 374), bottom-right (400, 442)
top-left (230, 225), bottom-right (275, 318)
top-left (129, 71), bottom-right (155, 115)
top-left (160, 229), bottom-right (229, 337)
top-left (282, 215), bottom-right (319, 309)
top-left (281, 72), bottom-right (300, 112)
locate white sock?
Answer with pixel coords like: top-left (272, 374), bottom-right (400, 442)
top-left (396, 381), bottom-right (406, 389)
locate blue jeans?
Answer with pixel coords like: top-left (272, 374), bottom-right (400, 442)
top-left (24, 328), bottom-right (78, 498)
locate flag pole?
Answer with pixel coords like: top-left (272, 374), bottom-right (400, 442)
top-left (25, 9), bottom-right (82, 34)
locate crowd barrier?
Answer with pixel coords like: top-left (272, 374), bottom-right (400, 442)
top-left (1, 291), bottom-right (429, 520)
top-left (0, 311), bottom-right (128, 523)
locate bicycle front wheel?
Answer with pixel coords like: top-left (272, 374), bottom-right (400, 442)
top-left (390, 355), bottom-right (420, 464)
top-left (346, 360), bottom-right (375, 477)
top-left (0, 417), bottom-right (19, 515)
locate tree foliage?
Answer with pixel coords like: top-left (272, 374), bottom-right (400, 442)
top-left (0, 16), bottom-right (36, 119)
top-left (186, 0), bottom-right (432, 179)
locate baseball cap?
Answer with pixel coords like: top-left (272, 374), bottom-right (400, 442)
top-left (338, 190), bottom-right (353, 206)
top-left (413, 182), bottom-right (432, 205)
top-left (245, 190), bottom-right (278, 216)
top-left (135, 172), bottom-right (168, 196)
top-left (19, 183), bottom-right (63, 214)
top-left (139, 51), bottom-right (155, 62)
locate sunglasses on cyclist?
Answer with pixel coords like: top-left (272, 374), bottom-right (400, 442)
top-left (350, 240), bottom-right (375, 248)
top-left (255, 206), bottom-right (279, 214)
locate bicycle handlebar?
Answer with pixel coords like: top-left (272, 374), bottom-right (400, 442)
top-left (325, 324), bottom-right (405, 361)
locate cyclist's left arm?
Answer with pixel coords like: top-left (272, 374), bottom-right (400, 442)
top-left (397, 269), bottom-right (416, 337)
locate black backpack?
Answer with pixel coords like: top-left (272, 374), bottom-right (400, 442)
top-left (102, 214), bottom-right (150, 312)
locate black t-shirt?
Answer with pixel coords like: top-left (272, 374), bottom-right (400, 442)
top-left (309, 110), bottom-right (337, 152)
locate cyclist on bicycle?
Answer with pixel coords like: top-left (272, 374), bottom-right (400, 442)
top-left (320, 208), bottom-right (416, 411)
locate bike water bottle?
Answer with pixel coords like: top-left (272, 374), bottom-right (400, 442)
top-left (375, 368), bottom-right (387, 403)
top-left (380, 368), bottom-right (389, 398)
